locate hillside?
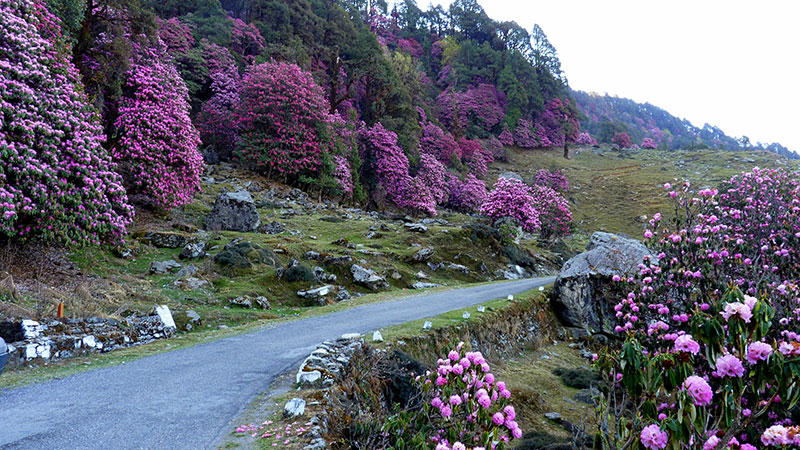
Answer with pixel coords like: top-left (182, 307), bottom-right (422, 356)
top-left (572, 90), bottom-right (798, 158)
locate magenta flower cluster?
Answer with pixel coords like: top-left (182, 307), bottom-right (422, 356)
top-left (234, 61), bottom-right (333, 179)
top-left (401, 343), bottom-right (522, 450)
top-left (641, 137), bottom-right (657, 149)
top-left (481, 177), bottom-right (572, 238)
top-left (533, 169), bottom-right (569, 193)
top-left (0, 0), bottom-right (133, 245)
top-left (198, 42), bottom-right (240, 155)
top-left (597, 167), bottom-right (800, 449)
top-left (112, 40), bottom-right (204, 210)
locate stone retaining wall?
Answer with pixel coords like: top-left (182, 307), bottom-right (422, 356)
top-left (0, 306), bottom-right (176, 370)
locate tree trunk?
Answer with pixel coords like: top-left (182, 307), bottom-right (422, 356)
top-left (563, 142), bottom-right (570, 159)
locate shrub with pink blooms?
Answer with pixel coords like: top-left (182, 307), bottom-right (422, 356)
top-left (512, 119), bottom-right (537, 149)
top-left (459, 138), bottom-right (492, 179)
top-left (112, 42), bottom-right (204, 210)
top-left (612, 132), bottom-right (632, 149)
top-left (641, 137), bottom-right (657, 149)
top-left (417, 153), bottom-right (448, 204)
top-left (197, 42), bottom-right (240, 159)
top-left (497, 125), bottom-right (514, 147)
top-left (419, 122), bottom-right (460, 164)
top-left (446, 174), bottom-right (487, 213)
top-left (529, 185), bottom-right (572, 240)
top-left (0, 0), bottom-right (133, 245)
top-left (382, 343), bottom-right (522, 449)
top-left (480, 178), bottom-right (540, 233)
top-left (235, 61), bottom-right (333, 180)
top-left (595, 168), bottom-right (800, 449)
top-left (575, 131), bottom-right (597, 146)
top-left (533, 169), bottom-right (569, 193)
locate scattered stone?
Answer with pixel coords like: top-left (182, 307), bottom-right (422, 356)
top-left (148, 260), bottom-right (182, 275)
top-left (389, 270), bottom-right (402, 280)
top-left (171, 277), bottom-right (208, 290)
top-left (254, 296), bottom-right (271, 309)
top-left (175, 265), bottom-right (198, 278)
top-left (284, 398), bottom-right (306, 418)
top-left (404, 223), bottom-right (428, 233)
top-left (372, 331), bottom-right (383, 342)
top-left (477, 306), bottom-right (486, 313)
top-left (409, 247), bottom-right (434, 263)
top-left (144, 232), bottom-right (188, 249)
top-left (297, 286), bottom-right (334, 304)
top-left (415, 271), bottom-right (430, 280)
top-left (350, 265), bottom-right (389, 291)
top-left (462, 312), bottom-right (470, 319)
top-left (545, 412), bottom-right (562, 421)
top-left (447, 263), bottom-right (469, 275)
top-left (297, 370), bottom-right (322, 387)
top-left (552, 231), bottom-right (653, 333)
top-left (304, 251), bottom-right (321, 261)
top-left (179, 241), bottom-right (207, 260)
top-left (412, 282), bottom-right (441, 290)
top-left (185, 310), bottom-right (201, 329)
top-left (427, 262), bottom-right (443, 272)
top-left (502, 264), bottom-right (528, 280)
top-left (422, 321), bottom-right (433, 331)
top-left (153, 306), bottom-right (176, 330)
top-left (574, 388), bottom-right (601, 405)
top-left (259, 221), bottom-right (284, 235)
top-left (335, 289), bottom-right (351, 301)
top-left (205, 190), bottom-right (261, 232)
top-left (229, 297), bottom-right (253, 308)
top-left (507, 295), bottom-right (514, 301)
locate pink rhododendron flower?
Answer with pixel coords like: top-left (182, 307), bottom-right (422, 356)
top-left (715, 354), bottom-right (745, 377)
top-left (674, 334), bottom-right (700, 355)
top-left (641, 424), bottom-right (668, 449)
top-left (746, 341), bottom-right (773, 364)
top-left (683, 375), bottom-right (713, 405)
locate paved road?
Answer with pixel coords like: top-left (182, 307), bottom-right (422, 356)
top-left (0, 277), bottom-right (555, 449)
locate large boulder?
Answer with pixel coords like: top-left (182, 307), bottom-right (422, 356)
top-left (214, 241), bottom-right (280, 271)
top-left (205, 190), bottom-right (261, 232)
top-left (552, 232), bottom-right (652, 333)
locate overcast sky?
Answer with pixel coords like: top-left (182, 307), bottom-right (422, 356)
top-left (425, 0), bottom-right (800, 152)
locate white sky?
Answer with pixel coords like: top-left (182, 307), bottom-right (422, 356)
top-left (425, 0), bottom-right (800, 152)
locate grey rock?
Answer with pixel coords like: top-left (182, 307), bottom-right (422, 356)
top-left (297, 370), bottom-right (322, 387)
top-left (229, 296), bottom-right (252, 309)
top-left (284, 398), bottom-right (306, 418)
top-left (259, 221), bottom-right (284, 235)
top-left (335, 288), bottom-right (351, 301)
top-left (171, 277), bottom-right (208, 290)
top-left (574, 388), bottom-right (601, 405)
top-left (372, 331), bottom-right (383, 342)
top-left (415, 271), bottom-right (430, 280)
top-left (350, 265), bottom-right (389, 291)
top-left (254, 296), bottom-right (271, 309)
top-left (545, 412), bottom-right (562, 421)
top-left (552, 232), bottom-right (653, 332)
top-left (447, 263), bottom-right (469, 275)
top-left (144, 232), bottom-right (188, 249)
top-left (175, 265), bottom-right (198, 278)
top-left (404, 223), bottom-right (428, 233)
top-left (297, 285), bottom-right (334, 304)
top-left (410, 247), bottom-right (434, 262)
top-left (205, 190), bottom-right (261, 232)
top-left (498, 171), bottom-right (524, 182)
top-left (412, 282), bottom-right (441, 290)
top-left (422, 321), bottom-right (433, 331)
top-left (149, 260), bottom-right (182, 275)
top-left (304, 251), bottom-right (321, 261)
top-left (185, 310), bottom-right (201, 324)
top-left (179, 241), bottom-right (207, 260)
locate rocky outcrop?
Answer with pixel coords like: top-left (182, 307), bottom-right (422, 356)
top-left (214, 241), bottom-right (280, 270)
top-left (552, 232), bottom-right (652, 333)
top-left (205, 190), bottom-right (261, 232)
top-left (350, 265), bottom-right (389, 291)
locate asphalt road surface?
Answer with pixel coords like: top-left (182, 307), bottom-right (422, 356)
top-left (0, 277), bottom-right (555, 449)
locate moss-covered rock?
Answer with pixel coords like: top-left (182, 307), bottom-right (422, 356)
top-left (214, 241), bottom-right (280, 271)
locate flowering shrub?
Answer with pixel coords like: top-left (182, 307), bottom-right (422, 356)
top-left (418, 153), bottom-right (448, 204)
top-left (497, 125), bottom-right (514, 147)
top-left (436, 85), bottom-right (506, 136)
top-left (235, 62), bottom-right (333, 179)
top-left (332, 155), bottom-right (354, 198)
top-left (198, 43), bottom-right (240, 158)
top-left (419, 122), bottom-right (460, 164)
top-left (459, 138), bottom-right (492, 179)
top-left (0, 0), bottom-right (133, 245)
top-left (480, 178), bottom-right (540, 232)
top-left (575, 131), bottom-right (597, 146)
top-left (534, 98), bottom-right (580, 148)
top-left (404, 176), bottom-right (438, 217)
top-left (596, 168), bottom-right (800, 449)
top-left (529, 185), bottom-right (572, 240)
top-left (112, 42), bottom-right (204, 210)
top-left (641, 137), bottom-right (657, 149)
top-left (359, 122), bottom-right (416, 211)
top-left (158, 18), bottom-right (194, 55)
top-left (485, 137), bottom-right (507, 163)
top-left (612, 132), bottom-right (632, 149)
top-left (533, 169), bottom-right (569, 193)
top-left (446, 174), bottom-right (487, 212)
top-left (229, 17), bottom-right (264, 60)
top-left (382, 342), bottom-right (522, 449)
top-left (513, 119), bottom-right (537, 149)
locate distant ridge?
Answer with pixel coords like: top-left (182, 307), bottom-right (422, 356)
top-left (572, 89), bottom-right (798, 159)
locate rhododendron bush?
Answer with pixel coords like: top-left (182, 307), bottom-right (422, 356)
top-left (198, 42), bottom-right (240, 159)
top-left (112, 41), bottom-right (204, 210)
top-left (533, 169), bottom-right (569, 193)
top-left (480, 178), bottom-right (572, 239)
top-left (446, 174), bottom-right (487, 213)
top-left (382, 343), bottom-right (522, 450)
top-left (0, 0), bottom-right (133, 245)
top-left (595, 168), bottom-right (800, 449)
top-left (235, 61), bottom-right (333, 180)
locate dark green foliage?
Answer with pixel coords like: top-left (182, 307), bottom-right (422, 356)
top-left (552, 367), bottom-right (600, 389)
top-left (214, 242), bottom-right (279, 270)
top-left (283, 264), bottom-right (316, 283)
top-left (516, 431), bottom-right (573, 450)
top-left (502, 244), bottom-right (537, 269)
